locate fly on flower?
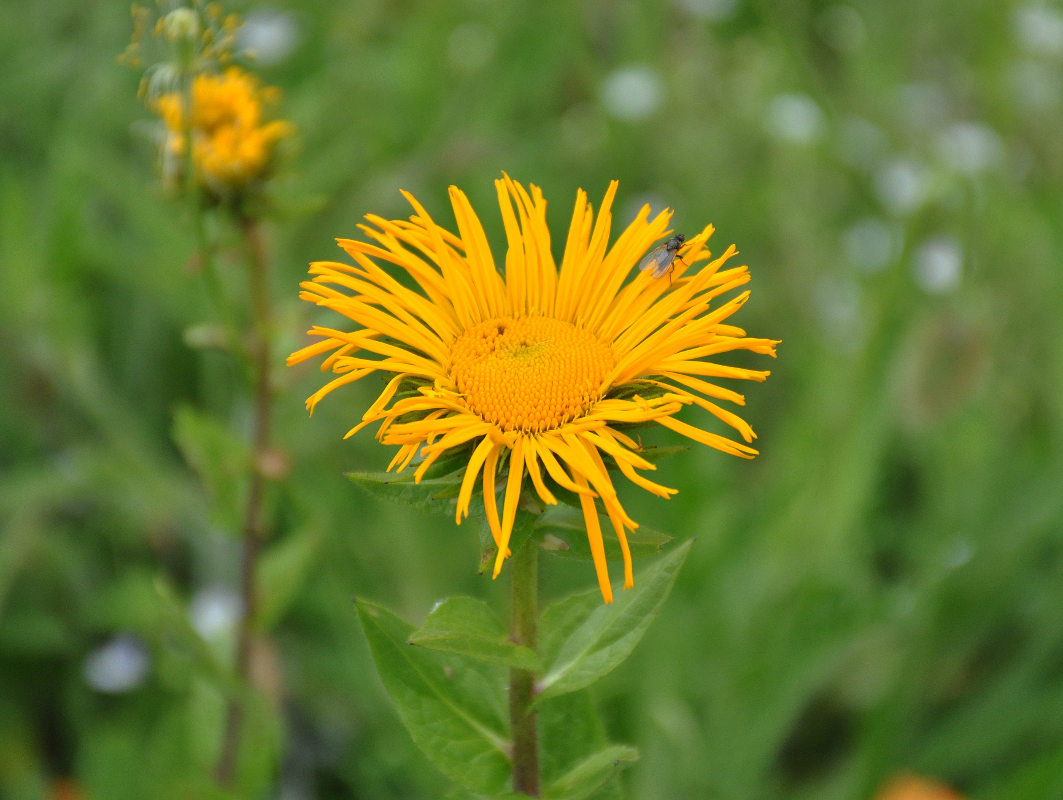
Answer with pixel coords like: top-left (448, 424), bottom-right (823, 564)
top-left (638, 233), bottom-right (687, 279)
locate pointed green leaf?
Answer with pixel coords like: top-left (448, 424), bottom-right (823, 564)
top-left (544, 745), bottom-right (638, 800)
top-left (409, 596), bottom-right (543, 671)
top-left (255, 524), bottom-right (321, 631)
top-left (539, 689), bottom-right (617, 794)
top-left (444, 791), bottom-right (528, 800)
top-left (356, 600), bottom-right (511, 795)
top-left (172, 404), bottom-right (249, 532)
top-left (538, 591), bottom-right (603, 671)
top-left (535, 506), bottom-right (672, 562)
top-left (537, 539), bottom-right (693, 699)
top-left (346, 467), bottom-right (469, 516)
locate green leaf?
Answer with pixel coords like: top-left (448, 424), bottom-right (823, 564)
top-left (537, 539), bottom-right (693, 700)
top-left (535, 506), bottom-right (672, 563)
top-left (440, 786), bottom-right (527, 798)
top-left (356, 599), bottom-right (511, 795)
top-left (625, 444), bottom-right (688, 464)
top-left (346, 467), bottom-right (469, 516)
top-left (538, 688), bottom-right (628, 800)
top-left (982, 737), bottom-right (1063, 800)
top-left (443, 790), bottom-right (528, 800)
top-left (255, 524), bottom-right (321, 631)
top-left (408, 596), bottom-right (543, 671)
top-left (172, 405), bottom-right (249, 532)
top-left (538, 592), bottom-right (603, 672)
top-left (544, 745), bottom-right (639, 800)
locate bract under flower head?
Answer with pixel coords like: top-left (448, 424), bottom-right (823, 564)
top-left (289, 176), bottom-right (778, 602)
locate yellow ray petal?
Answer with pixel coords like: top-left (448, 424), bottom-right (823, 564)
top-left (569, 181), bottom-right (619, 322)
top-left (544, 433), bottom-right (637, 531)
top-left (456, 437), bottom-right (496, 524)
top-left (523, 436), bottom-right (557, 506)
top-left (482, 444), bottom-right (505, 551)
top-left (535, 435), bottom-right (596, 496)
top-left (554, 188), bottom-right (592, 321)
top-left (574, 473), bottom-right (613, 604)
top-left (657, 361), bottom-right (773, 382)
top-left (584, 205), bottom-right (671, 333)
top-left (495, 176), bottom-right (527, 315)
top-left (387, 442), bottom-right (421, 472)
top-left (449, 186), bottom-right (507, 318)
top-left (639, 380), bottom-right (755, 441)
top-left (306, 273), bottom-right (450, 362)
top-left (419, 419), bottom-right (494, 459)
top-left (493, 436), bottom-right (527, 578)
top-left (287, 336), bottom-right (347, 366)
top-left (402, 190), bottom-right (485, 328)
top-left (659, 371), bottom-right (747, 405)
top-left (582, 429), bottom-right (654, 471)
top-left (585, 443), bottom-right (635, 590)
top-left (655, 414), bottom-right (759, 458)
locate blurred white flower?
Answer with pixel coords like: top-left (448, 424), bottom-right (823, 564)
top-left (763, 93), bottom-right (826, 144)
top-left (912, 236), bottom-right (963, 294)
top-left (874, 156), bottom-right (930, 215)
top-left (83, 634), bottom-right (150, 693)
top-left (238, 9), bottom-right (300, 65)
top-left (936, 122), bottom-right (1004, 174)
top-left (674, 0), bottom-right (739, 21)
top-left (600, 65), bottom-right (664, 122)
top-left (943, 537), bottom-right (974, 569)
top-left (1013, 4), bottom-right (1063, 56)
top-left (843, 217), bottom-right (903, 274)
top-left (189, 585), bottom-right (242, 641)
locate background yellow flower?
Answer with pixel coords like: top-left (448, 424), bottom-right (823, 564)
top-left (153, 67), bottom-right (292, 196)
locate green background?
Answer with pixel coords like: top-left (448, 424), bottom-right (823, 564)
top-left (2, 0), bottom-right (1062, 797)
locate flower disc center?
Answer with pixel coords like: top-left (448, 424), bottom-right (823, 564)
top-left (450, 316), bottom-right (616, 432)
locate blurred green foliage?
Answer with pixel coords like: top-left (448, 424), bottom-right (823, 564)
top-left (2, 0), bottom-right (1062, 798)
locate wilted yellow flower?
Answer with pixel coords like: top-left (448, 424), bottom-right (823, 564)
top-left (289, 176), bottom-right (778, 602)
top-left (153, 66), bottom-right (292, 198)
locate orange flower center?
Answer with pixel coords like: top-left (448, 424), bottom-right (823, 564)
top-left (450, 316), bottom-right (616, 432)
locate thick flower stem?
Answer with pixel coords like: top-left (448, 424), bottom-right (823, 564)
top-left (509, 539), bottom-right (540, 797)
top-left (214, 217), bottom-right (274, 787)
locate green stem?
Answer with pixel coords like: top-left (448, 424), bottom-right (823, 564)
top-left (509, 539), bottom-right (540, 796)
top-left (214, 216), bottom-right (274, 786)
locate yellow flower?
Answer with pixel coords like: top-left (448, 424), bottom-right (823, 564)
top-left (873, 774), bottom-right (966, 800)
top-left (153, 66), bottom-right (292, 196)
top-left (289, 176), bottom-right (778, 602)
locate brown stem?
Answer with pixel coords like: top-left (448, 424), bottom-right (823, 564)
top-left (214, 216), bottom-right (273, 786)
top-left (509, 539), bottom-right (540, 796)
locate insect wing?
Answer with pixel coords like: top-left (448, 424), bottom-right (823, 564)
top-left (651, 253), bottom-right (675, 278)
top-left (638, 244), bottom-right (670, 275)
